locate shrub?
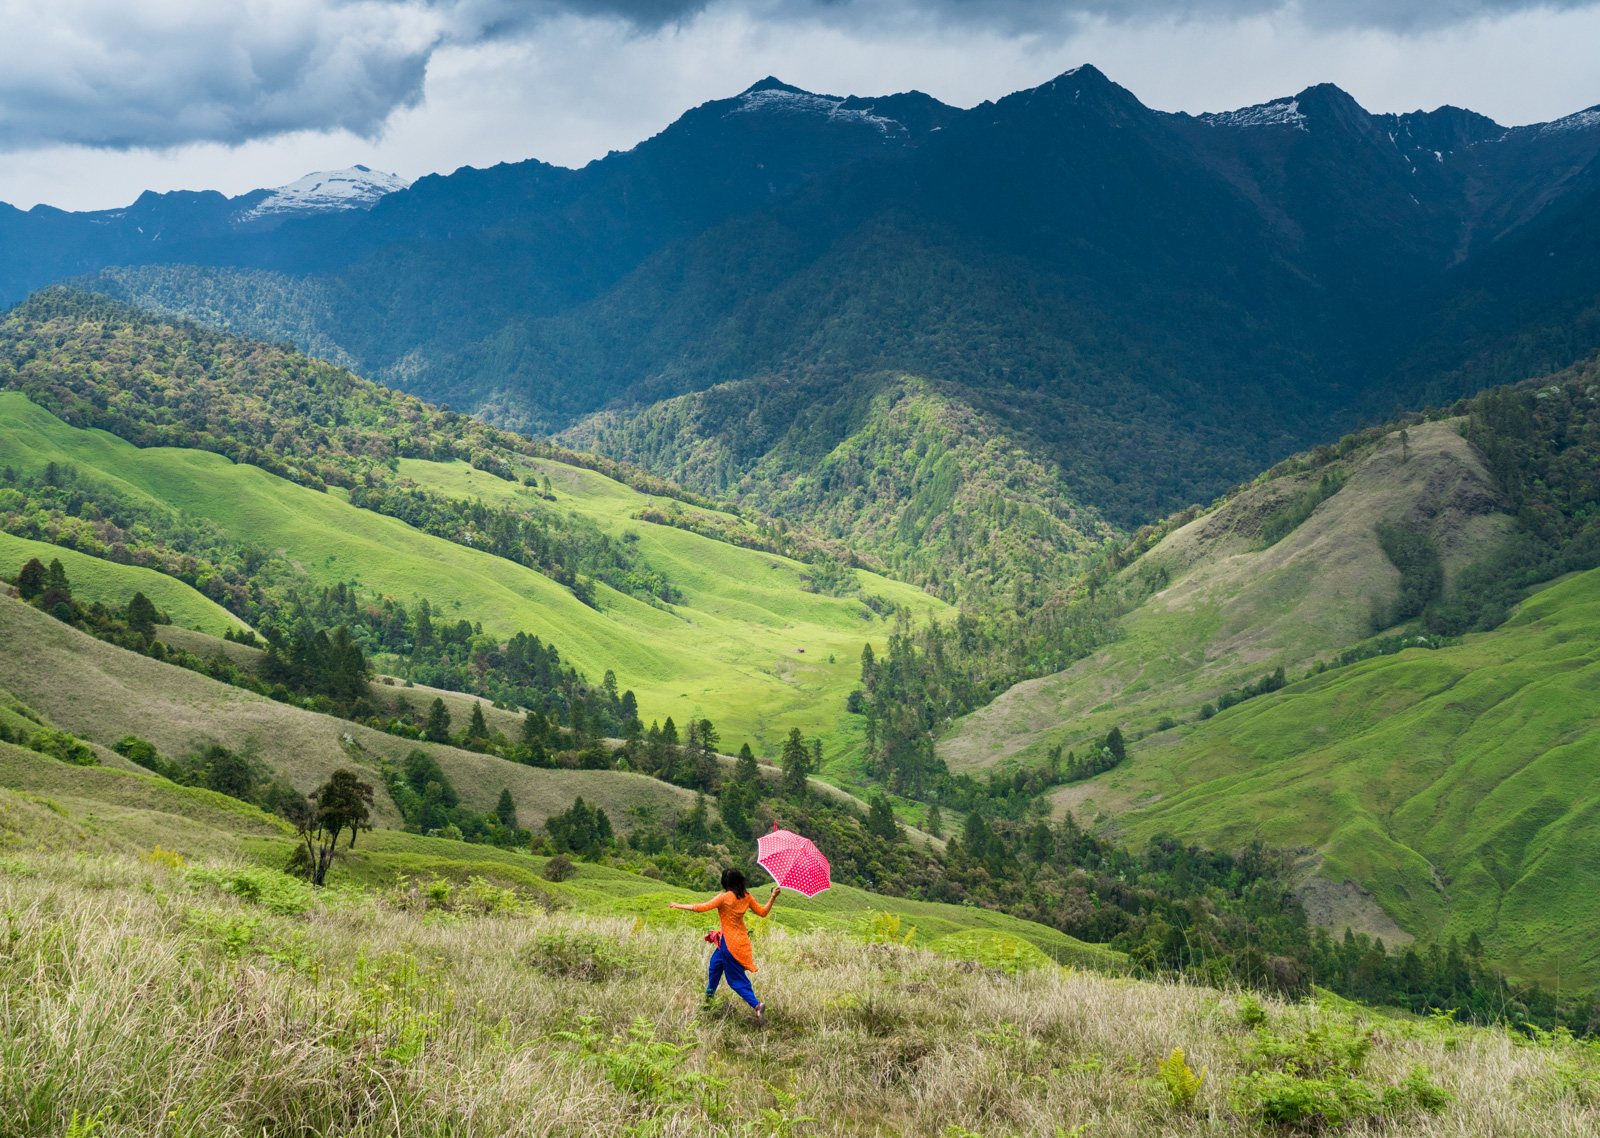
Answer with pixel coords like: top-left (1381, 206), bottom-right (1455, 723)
top-left (140, 846), bottom-right (186, 872)
top-left (186, 865), bottom-right (315, 915)
top-left (553, 1016), bottom-right (705, 1101)
top-left (1232, 1016), bottom-right (1451, 1129)
top-left (543, 853), bottom-right (575, 881)
top-left (525, 931), bottom-right (637, 983)
top-left (27, 727), bottom-right (97, 766)
top-left (862, 910), bottom-right (916, 946)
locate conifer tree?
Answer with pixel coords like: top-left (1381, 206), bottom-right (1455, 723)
top-left (126, 591), bottom-right (159, 635)
top-left (496, 788), bottom-right (518, 830)
top-left (569, 700), bottom-right (588, 747)
top-left (660, 716), bottom-right (679, 781)
top-left (734, 741), bottom-right (760, 788)
top-left (780, 728), bottom-right (811, 799)
top-left (468, 702), bottom-right (489, 740)
top-left (17, 557), bottom-right (45, 600)
top-left (521, 710), bottom-right (547, 749)
top-left (1105, 725), bottom-right (1126, 763)
top-left (424, 698), bottom-right (452, 743)
top-left (413, 601), bottom-right (436, 650)
top-left (867, 794), bottom-right (898, 841)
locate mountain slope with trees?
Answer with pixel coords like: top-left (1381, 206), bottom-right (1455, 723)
top-left (40, 69), bottom-right (1600, 542)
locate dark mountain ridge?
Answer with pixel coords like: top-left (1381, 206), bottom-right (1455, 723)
top-left (9, 66), bottom-right (1600, 536)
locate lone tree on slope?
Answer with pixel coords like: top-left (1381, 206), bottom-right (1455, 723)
top-left (287, 768), bottom-right (375, 886)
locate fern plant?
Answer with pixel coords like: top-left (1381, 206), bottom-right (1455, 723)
top-left (63, 1110), bottom-right (106, 1138)
top-left (863, 910), bottom-right (916, 946)
top-left (1156, 1046), bottom-right (1207, 1111)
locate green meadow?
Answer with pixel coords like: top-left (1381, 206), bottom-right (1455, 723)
top-left (0, 530), bottom-right (245, 633)
top-left (1082, 567), bottom-right (1600, 984)
top-left (938, 419), bottom-right (1514, 776)
top-left (0, 392), bottom-right (951, 759)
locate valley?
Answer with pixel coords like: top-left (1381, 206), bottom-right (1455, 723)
top-left (2, 54), bottom-right (1600, 1137)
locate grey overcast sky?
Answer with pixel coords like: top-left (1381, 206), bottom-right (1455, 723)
top-left (2, 0), bottom-right (1598, 211)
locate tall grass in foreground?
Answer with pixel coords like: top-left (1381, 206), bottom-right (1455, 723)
top-left (0, 852), bottom-right (1596, 1136)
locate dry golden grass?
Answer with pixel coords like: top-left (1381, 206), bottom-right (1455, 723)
top-left (1, 848), bottom-right (1595, 1137)
top-left (0, 596), bottom-right (699, 833)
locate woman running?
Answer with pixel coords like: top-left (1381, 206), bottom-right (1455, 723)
top-left (670, 869), bottom-right (779, 1023)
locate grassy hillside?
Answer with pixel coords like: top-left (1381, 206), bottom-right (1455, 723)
top-left (0, 593), bottom-right (701, 834)
top-left (939, 418), bottom-right (1514, 773)
top-left (0, 530), bottom-right (245, 634)
top-left (0, 391), bottom-right (950, 755)
top-left (563, 373), bottom-right (1119, 608)
top-left (0, 715), bottom-right (1120, 970)
top-left (1053, 566), bottom-right (1600, 984)
top-left (0, 790), bottom-right (1592, 1135)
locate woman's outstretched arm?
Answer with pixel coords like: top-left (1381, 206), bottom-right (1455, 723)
top-left (669, 892), bottom-right (729, 912)
top-left (749, 887), bottom-right (781, 918)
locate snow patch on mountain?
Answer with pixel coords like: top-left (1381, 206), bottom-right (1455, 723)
top-left (1534, 106), bottom-right (1600, 137)
top-left (728, 89), bottom-right (902, 135)
top-left (1202, 100), bottom-right (1308, 132)
top-left (237, 166), bottom-right (410, 223)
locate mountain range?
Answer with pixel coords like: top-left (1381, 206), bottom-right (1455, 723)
top-left (2, 67), bottom-right (1595, 545)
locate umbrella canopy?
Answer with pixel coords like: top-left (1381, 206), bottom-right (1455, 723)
top-left (756, 825), bottom-right (832, 897)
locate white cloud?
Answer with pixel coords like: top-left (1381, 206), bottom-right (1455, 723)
top-left (0, 0), bottom-right (444, 149)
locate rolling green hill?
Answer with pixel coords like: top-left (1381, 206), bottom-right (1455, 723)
top-left (939, 417), bottom-right (1515, 772)
top-left (0, 530), bottom-right (246, 634)
top-left (1046, 566), bottom-right (1600, 985)
top-left (562, 373), bottom-right (1119, 608)
top-left (0, 390), bottom-right (950, 755)
top-left (0, 593), bottom-right (702, 835)
top-left (0, 690), bottom-right (1119, 970)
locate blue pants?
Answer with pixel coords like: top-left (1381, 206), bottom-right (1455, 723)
top-left (706, 943), bottom-right (760, 1008)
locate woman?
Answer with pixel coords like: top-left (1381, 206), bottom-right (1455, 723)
top-left (670, 869), bottom-right (780, 1023)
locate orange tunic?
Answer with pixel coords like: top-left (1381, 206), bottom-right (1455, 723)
top-left (690, 890), bottom-right (773, 970)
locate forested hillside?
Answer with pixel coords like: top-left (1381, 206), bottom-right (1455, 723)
top-left (565, 374), bottom-right (1118, 607)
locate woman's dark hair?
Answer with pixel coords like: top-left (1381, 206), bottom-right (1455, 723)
top-left (720, 868), bottom-right (748, 899)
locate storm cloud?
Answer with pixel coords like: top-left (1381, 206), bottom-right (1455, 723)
top-left (1, 0), bottom-right (1595, 152)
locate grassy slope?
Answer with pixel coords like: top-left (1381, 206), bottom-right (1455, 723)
top-left (940, 420), bottom-right (1514, 773)
top-left (393, 454), bottom-right (948, 758)
top-left (2, 810), bottom-right (1591, 1136)
top-left (0, 715), bottom-right (1118, 970)
top-left (0, 530), bottom-right (245, 634)
top-left (0, 593), bottom-right (700, 834)
top-left (0, 391), bottom-right (950, 756)
top-left (1060, 567), bottom-right (1600, 984)
top-left (0, 739), bottom-right (287, 856)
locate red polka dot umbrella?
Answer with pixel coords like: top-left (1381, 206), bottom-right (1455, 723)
top-left (756, 824), bottom-right (832, 897)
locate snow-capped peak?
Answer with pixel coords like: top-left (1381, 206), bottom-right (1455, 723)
top-left (237, 166), bottom-right (410, 223)
top-left (1201, 99), bottom-right (1309, 132)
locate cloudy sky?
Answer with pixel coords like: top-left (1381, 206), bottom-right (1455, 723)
top-left (3, 0), bottom-right (1599, 211)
